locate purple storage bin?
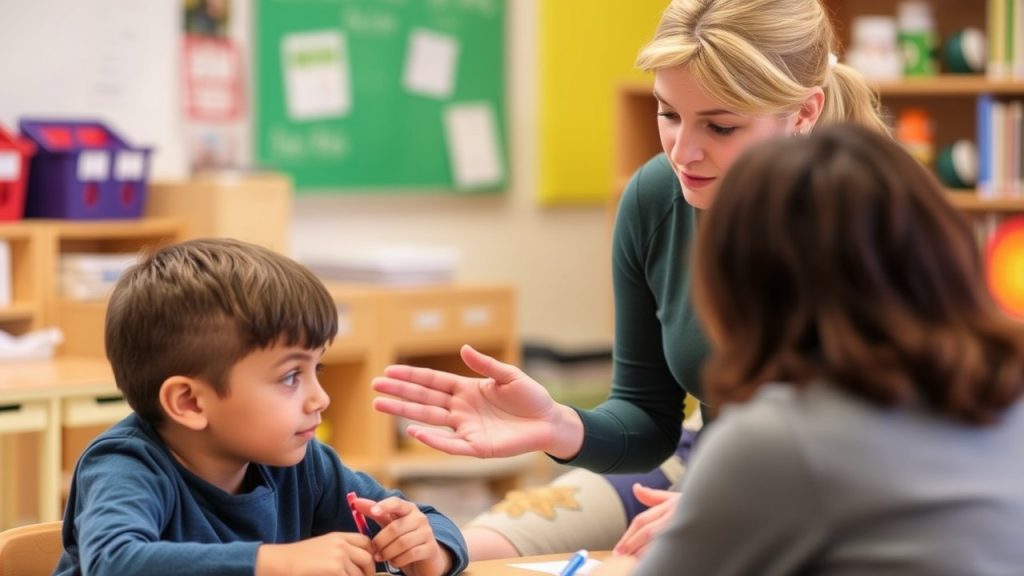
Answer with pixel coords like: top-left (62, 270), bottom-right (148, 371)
top-left (19, 119), bottom-right (152, 220)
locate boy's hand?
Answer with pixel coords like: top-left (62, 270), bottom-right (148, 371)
top-left (355, 496), bottom-right (453, 576)
top-left (256, 533), bottom-right (375, 576)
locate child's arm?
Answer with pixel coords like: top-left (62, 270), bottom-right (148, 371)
top-left (352, 496), bottom-right (455, 576)
top-left (255, 532), bottom-right (375, 576)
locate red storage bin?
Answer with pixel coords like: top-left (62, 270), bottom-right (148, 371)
top-left (19, 119), bottom-right (151, 220)
top-left (0, 125), bottom-right (35, 221)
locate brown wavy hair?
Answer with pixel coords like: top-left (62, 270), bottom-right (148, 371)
top-left (106, 238), bottom-right (338, 425)
top-left (694, 123), bottom-right (1024, 424)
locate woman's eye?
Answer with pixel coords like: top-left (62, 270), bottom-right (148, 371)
top-left (709, 124), bottom-right (737, 135)
top-left (657, 111), bottom-right (679, 121)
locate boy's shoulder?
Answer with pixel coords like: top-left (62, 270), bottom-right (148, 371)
top-left (76, 414), bottom-right (177, 475)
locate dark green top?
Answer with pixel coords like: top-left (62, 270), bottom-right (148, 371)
top-left (570, 154), bottom-right (709, 473)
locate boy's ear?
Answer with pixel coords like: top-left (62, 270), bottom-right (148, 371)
top-left (159, 376), bottom-right (210, 431)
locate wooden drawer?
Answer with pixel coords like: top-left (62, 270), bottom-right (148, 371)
top-left (323, 286), bottom-right (378, 362)
top-left (62, 394), bottom-right (130, 427)
top-left (383, 287), bottom-right (514, 353)
top-left (0, 400), bottom-right (48, 433)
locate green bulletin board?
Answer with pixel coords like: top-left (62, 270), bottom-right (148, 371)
top-left (254, 0), bottom-right (507, 193)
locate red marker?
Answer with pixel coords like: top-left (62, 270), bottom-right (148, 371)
top-left (347, 491), bottom-right (402, 574)
top-left (347, 491), bottom-right (370, 535)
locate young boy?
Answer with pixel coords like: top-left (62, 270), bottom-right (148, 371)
top-left (55, 238), bottom-right (468, 576)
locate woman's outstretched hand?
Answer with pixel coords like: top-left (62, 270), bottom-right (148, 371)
top-left (372, 344), bottom-right (584, 460)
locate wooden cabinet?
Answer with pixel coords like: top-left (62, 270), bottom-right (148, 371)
top-left (0, 219), bottom-right (182, 349)
top-left (0, 223), bottom-right (46, 337)
top-left (322, 283), bottom-right (530, 487)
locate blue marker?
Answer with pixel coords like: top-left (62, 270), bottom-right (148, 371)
top-left (559, 549), bottom-right (589, 576)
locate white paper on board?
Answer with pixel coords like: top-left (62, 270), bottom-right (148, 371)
top-left (281, 30), bottom-right (352, 120)
top-left (443, 102), bottom-right (504, 189)
top-left (403, 28), bottom-right (459, 99)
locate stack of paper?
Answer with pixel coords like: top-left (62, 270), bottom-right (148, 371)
top-left (0, 327), bottom-right (63, 361)
top-left (303, 245), bottom-right (459, 286)
top-left (60, 253), bottom-right (139, 300)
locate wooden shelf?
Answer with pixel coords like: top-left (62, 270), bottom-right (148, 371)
top-left (41, 218), bottom-right (181, 240)
top-left (873, 76), bottom-right (1024, 97)
top-left (0, 301), bottom-right (38, 323)
top-left (946, 192), bottom-right (1024, 214)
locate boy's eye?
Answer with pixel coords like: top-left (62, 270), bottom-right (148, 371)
top-left (282, 370), bottom-right (300, 387)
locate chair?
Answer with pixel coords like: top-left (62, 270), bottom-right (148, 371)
top-left (0, 521), bottom-right (63, 576)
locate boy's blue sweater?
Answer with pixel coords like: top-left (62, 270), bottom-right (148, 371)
top-left (55, 414), bottom-right (468, 576)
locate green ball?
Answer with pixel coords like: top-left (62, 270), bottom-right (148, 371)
top-left (943, 27), bottom-right (986, 73)
top-left (936, 140), bottom-right (977, 189)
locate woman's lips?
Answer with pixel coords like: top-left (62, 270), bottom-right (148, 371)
top-left (682, 173), bottom-right (715, 189)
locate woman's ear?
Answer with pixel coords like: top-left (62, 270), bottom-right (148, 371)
top-left (159, 376), bottom-right (210, 431)
top-left (796, 87), bottom-right (825, 133)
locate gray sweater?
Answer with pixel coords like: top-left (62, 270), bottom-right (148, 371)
top-left (635, 382), bottom-right (1024, 576)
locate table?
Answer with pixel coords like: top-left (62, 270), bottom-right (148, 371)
top-left (463, 551), bottom-right (612, 575)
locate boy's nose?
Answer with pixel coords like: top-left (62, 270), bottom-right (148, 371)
top-left (306, 378), bottom-right (331, 413)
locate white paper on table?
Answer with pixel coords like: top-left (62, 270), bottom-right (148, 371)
top-left (443, 102), bottom-right (504, 189)
top-left (281, 30), bottom-right (351, 120)
top-left (403, 27), bottom-right (459, 99)
top-left (506, 558), bottom-right (603, 575)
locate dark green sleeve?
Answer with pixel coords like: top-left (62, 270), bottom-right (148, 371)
top-left (562, 157), bottom-right (686, 473)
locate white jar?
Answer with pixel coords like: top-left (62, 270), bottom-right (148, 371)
top-left (846, 16), bottom-right (903, 80)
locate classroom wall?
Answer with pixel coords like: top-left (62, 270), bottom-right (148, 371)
top-left (279, 0), bottom-right (616, 351)
top-left (1, 0), bottom-right (617, 351)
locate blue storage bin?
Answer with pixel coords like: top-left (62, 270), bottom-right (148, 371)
top-left (19, 119), bottom-right (152, 220)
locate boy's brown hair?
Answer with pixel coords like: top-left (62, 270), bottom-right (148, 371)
top-left (695, 123), bottom-right (1024, 424)
top-left (105, 238), bottom-right (337, 424)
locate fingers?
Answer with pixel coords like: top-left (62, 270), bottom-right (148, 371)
top-left (613, 495), bottom-right (678, 556)
top-left (372, 396), bottom-right (453, 427)
top-left (405, 425), bottom-right (482, 457)
top-left (632, 483), bottom-right (677, 506)
top-left (366, 499), bottom-right (439, 569)
top-left (461, 344), bottom-right (522, 383)
top-left (380, 364), bottom-right (466, 394)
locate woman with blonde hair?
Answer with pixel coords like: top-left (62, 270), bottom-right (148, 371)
top-left (374, 0), bottom-right (888, 558)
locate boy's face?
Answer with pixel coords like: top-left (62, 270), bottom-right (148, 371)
top-left (202, 343), bottom-right (329, 468)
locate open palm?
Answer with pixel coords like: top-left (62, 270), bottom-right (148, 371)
top-left (372, 345), bottom-right (567, 458)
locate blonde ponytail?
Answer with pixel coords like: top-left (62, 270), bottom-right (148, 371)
top-left (820, 62), bottom-right (890, 135)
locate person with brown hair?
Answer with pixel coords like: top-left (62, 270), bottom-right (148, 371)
top-left (56, 238), bottom-right (468, 576)
top-left (373, 0), bottom-right (889, 559)
top-left (596, 123), bottom-right (1024, 575)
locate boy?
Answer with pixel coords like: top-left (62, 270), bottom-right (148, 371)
top-left (55, 238), bottom-right (468, 576)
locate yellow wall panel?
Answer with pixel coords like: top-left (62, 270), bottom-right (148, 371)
top-left (538, 1), bottom-right (666, 205)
